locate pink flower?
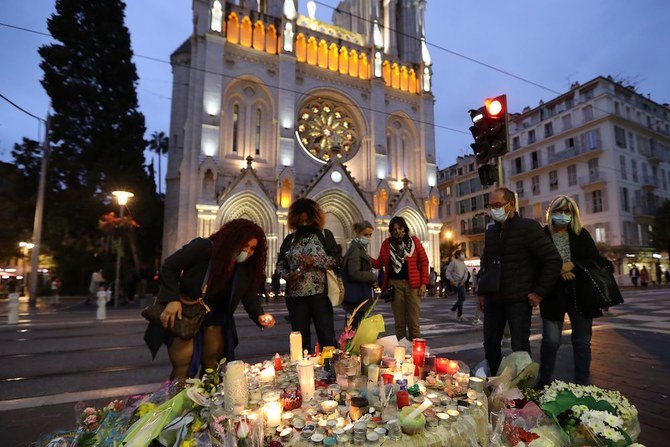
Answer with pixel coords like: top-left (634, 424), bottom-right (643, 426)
top-left (83, 407), bottom-right (97, 416)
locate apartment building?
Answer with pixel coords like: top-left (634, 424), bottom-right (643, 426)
top-left (438, 76), bottom-right (670, 279)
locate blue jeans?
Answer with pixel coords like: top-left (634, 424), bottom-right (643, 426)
top-left (539, 310), bottom-right (593, 385)
top-left (483, 297), bottom-right (532, 376)
top-left (451, 285), bottom-right (466, 316)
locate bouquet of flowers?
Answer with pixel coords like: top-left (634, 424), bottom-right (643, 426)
top-left (338, 298), bottom-right (374, 352)
top-left (538, 381), bottom-right (642, 446)
top-left (338, 297), bottom-right (385, 355)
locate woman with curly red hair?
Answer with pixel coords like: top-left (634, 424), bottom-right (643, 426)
top-left (145, 218), bottom-right (276, 379)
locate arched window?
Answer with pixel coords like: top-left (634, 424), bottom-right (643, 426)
top-left (255, 108), bottom-right (262, 156)
top-left (252, 20), bottom-right (265, 51)
top-left (226, 13), bottom-right (239, 44)
top-left (240, 16), bottom-right (252, 47)
top-left (306, 37), bottom-right (318, 65)
top-left (328, 43), bottom-right (339, 71)
top-left (295, 33), bottom-right (306, 62)
top-left (232, 104), bottom-right (240, 152)
top-left (348, 49), bottom-right (359, 78)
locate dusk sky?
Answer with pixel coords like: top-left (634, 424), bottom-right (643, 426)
top-left (1, 0), bottom-right (669, 172)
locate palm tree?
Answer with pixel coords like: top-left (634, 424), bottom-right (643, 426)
top-left (148, 131), bottom-right (169, 196)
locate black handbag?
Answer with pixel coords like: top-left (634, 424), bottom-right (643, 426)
top-left (142, 262), bottom-right (212, 339)
top-left (574, 260), bottom-right (623, 311)
top-left (477, 260), bottom-right (501, 295)
top-left (379, 285), bottom-right (396, 303)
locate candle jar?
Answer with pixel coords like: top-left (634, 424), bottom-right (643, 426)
top-left (281, 387), bottom-right (302, 411)
top-left (412, 338), bottom-right (426, 368)
top-left (360, 344), bottom-right (384, 376)
top-left (349, 397), bottom-right (369, 421)
top-left (435, 357), bottom-right (449, 375)
top-left (249, 381), bottom-right (262, 402)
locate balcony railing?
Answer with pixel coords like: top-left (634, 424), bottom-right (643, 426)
top-left (578, 170), bottom-right (607, 187)
top-left (641, 175), bottom-right (659, 189)
top-left (633, 205), bottom-right (657, 218)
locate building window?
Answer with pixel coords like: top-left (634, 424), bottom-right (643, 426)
top-left (584, 129), bottom-right (600, 149)
top-left (528, 129), bottom-right (536, 144)
top-left (565, 137), bottom-right (575, 149)
top-left (562, 114), bottom-right (572, 131)
top-left (591, 190), bottom-right (603, 213)
top-left (620, 155), bottom-right (627, 180)
top-left (583, 105), bottom-right (594, 122)
top-left (572, 194), bottom-right (580, 208)
top-left (469, 163), bottom-right (475, 172)
top-left (514, 157), bottom-right (525, 174)
top-left (547, 144), bottom-right (555, 158)
top-left (595, 225), bottom-right (606, 243)
top-left (254, 108), bottom-right (262, 155)
top-left (621, 187), bottom-right (630, 212)
top-left (531, 151), bottom-right (541, 169)
top-left (587, 158), bottom-right (599, 177)
top-left (232, 104), bottom-right (239, 152)
top-left (457, 167), bottom-right (463, 176)
top-left (549, 170), bottom-right (558, 191)
top-left (544, 122), bottom-right (553, 138)
top-left (512, 136), bottom-right (520, 150)
top-left (631, 159), bottom-right (638, 182)
top-left (567, 164), bottom-right (577, 186)
top-left (532, 175), bottom-right (540, 196)
top-left (614, 102), bottom-right (620, 115)
top-left (614, 126), bottom-right (626, 148)
top-left (516, 180), bottom-right (524, 198)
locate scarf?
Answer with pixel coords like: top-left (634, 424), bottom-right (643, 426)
top-left (389, 235), bottom-right (414, 274)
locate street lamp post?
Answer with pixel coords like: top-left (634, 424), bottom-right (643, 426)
top-left (112, 190), bottom-right (134, 308)
top-left (19, 242), bottom-right (35, 297)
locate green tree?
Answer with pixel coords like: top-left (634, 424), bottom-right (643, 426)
top-left (148, 131), bottom-right (169, 196)
top-left (8, 0), bottom-right (162, 292)
top-left (650, 199), bottom-right (670, 254)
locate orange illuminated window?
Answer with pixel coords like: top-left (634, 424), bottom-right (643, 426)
top-left (382, 60), bottom-right (391, 86)
top-left (317, 40), bottom-right (328, 68)
top-left (252, 20), bottom-right (265, 51)
top-left (409, 69), bottom-right (417, 94)
top-left (328, 43), bottom-right (338, 71)
top-left (391, 63), bottom-right (399, 89)
top-left (400, 66), bottom-right (408, 91)
top-left (359, 53), bottom-right (369, 80)
top-left (295, 33), bottom-right (306, 61)
top-left (349, 49), bottom-right (359, 78)
top-left (226, 12), bottom-right (239, 44)
top-left (379, 189), bottom-right (388, 215)
top-left (265, 24), bottom-right (277, 54)
top-left (338, 47), bottom-right (348, 74)
top-left (240, 16), bottom-right (252, 47)
top-left (307, 36), bottom-right (318, 65)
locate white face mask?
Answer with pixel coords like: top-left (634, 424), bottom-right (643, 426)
top-left (235, 251), bottom-right (250, 263)
top-left (357, 237), bottom-right (370, 246)
top-left (459, 254), bottom-right (465, 260)
top-left (490, 207), bottom-right (509, 222)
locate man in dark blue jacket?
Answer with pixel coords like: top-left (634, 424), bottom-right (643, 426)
top-left (478, 187), bottom-right (562, 376)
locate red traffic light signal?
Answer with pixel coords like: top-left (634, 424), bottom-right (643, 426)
top-left (485, 97), bottom-right (505, 118)
top-left (467, 94), bottom-right (509, 165)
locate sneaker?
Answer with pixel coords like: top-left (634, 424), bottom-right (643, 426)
top-left (456, 315), bottom-right (464, 322)
top-left (472, 318), bottom-right (483, 326)
top-left (450, 309), bottom-right (458, 320)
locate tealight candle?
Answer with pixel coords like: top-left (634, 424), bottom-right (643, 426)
top-left (368, 364), bottom-right (380, 383)
top-left (393, 346), bottom-right (406, 366)
top-left (445, 360), bottom-right (459, 375)
top-left (290, 332), bottom-right (303, 362)
top-left (259, 365), bottom-right (276, 383)
top-left (264, 401), bottom-right (282, 427)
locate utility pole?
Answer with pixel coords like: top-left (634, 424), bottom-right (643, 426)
top-left (28, 115), bottom-right (51, 308)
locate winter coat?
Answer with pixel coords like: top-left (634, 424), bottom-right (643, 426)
top-left (342, 240), bottom-right (375, 306)
top-left (372, 235), bottom-right (429, 290)
top-left (480, 213), bottom-right (562, 302)
top-left (539, 227), bottom-right (609, 320)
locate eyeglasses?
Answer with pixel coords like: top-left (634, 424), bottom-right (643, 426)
top-left (486, 202), bottom-right (508, 209)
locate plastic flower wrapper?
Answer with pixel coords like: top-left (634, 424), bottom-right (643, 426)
top-left (157, 411), bottom-right (196, 447)
top-left (122, 389), bottom-right (196, 447)
top-left (488, 352), bottom-right (539, 412)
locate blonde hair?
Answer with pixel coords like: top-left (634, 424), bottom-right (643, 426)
top-left (545, 195), bottom-right (583, 234)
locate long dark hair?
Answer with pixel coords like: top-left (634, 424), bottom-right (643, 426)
top-left (209, 219), bottom-right (267, 292)
top-left (287, 198), bottom-right (326, 230)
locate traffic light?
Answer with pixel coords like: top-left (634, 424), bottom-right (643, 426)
top-left (468, 94), bottom-right (509, 164)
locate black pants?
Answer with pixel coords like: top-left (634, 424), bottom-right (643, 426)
top-left (286, 293), bottom-right (336, 351)
top-left (483, 297), bottom-right (532, 376)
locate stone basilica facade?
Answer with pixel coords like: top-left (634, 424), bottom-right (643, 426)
top-left (164, 0), bottom-right (442, 274)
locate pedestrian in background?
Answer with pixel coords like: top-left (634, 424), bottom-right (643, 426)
top-left (277, 198), bottom-right (340, 350)
top-left (373, 216), bottom-right (429, 340)
top-left (478, 187), bottom-right (562, 376)
top-left (640, 266), bottom-right (649, 287)
top-left (538, 195), bottom-right (611, 387)
top-left (85, 269), bottom-right (105, 305)
top-left (341, 221), bottom-right (376, 329)
top-left (428, 267), bottom-right (437, 296)
top-left (629, 265), bottom-right (639, 287)
top-left (445, 250), bottom-right (468, 322)
top-left (50, 277), bottom-right (61, 305)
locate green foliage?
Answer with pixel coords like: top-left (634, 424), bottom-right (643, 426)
top-left (541, 391), bottom-right (617, 420)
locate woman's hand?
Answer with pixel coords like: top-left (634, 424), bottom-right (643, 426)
top-left (258, 314), bottom-right (276, 328)
top-left (161, 301), bottom-right (182, 328)
top-left (419, 284), bottom-right (427, 297)
top-left (561, 271), bottom-right (576, 281)
top-left (285, 271), bottom-right (302, 286)
top-left (561, 262), bottom-right (575, 274)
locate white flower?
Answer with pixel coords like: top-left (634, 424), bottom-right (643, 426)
top-left (236, 420), bottom-right (251, 438)
top-left (603, 412), bottom-right (623, 428)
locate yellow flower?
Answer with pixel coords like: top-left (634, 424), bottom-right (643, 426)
top-left (181, 440), bottom-right (194, 447)
top-left (192, 419), bottom-right (204, 433)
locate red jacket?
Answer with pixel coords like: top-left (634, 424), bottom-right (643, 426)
top-left (372, 236), bottom-right (429, 290)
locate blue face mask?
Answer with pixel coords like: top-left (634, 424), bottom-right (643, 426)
top-left (356, 237), bottom-right (370, 246)
top-left (235, 251), bottom-right (250, 263)
top-left (552, 212), bottom-right (572, 227)
top-left (490, 207), bottom-right (509, 222)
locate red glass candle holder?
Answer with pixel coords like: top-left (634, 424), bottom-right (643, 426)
top-left (436, 357), bottom-right (449, 374)
top-left (412, 338), bottom-right (427, 367)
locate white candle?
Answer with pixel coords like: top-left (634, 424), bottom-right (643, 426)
top-left (403, 371), bottom-right (415, 387)
top-left (394, 346), bottom-right (406, 366)
top-left (368, 364), bottom-right (380, 383)
top-left (260, 365), bottom-right (276, 383)
top-left (406, 397), bottom-right (433, 420)
top-left (290, 332), bottom-right (303, 362)
top-left (297, 359), bottom-right (315, 401)
top-left (401, 361), bottom-right (414, 376)
top-left (225, 360), bottom-right (248, 411)
top-left (264, 401), bottom-right (282, 427)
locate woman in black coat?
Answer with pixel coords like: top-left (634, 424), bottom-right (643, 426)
top-left (145, 219), bottom-right (276, 379)
top-left (342, 221), bottom-right (376, 328)
top-left (538, 196), bottom-right (610, 387)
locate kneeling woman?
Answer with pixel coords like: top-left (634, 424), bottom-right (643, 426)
top-left (145, 219), bottom-right (276, 379)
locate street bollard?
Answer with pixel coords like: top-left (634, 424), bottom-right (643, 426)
top-left (8, 292), bottom-right (20, 324)
top-left (96, 290), bottom-right (107, 321)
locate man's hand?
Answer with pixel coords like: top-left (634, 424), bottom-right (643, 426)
top-left (561, 271), bottom-right (576, 281)
top-left (258, 314), bottom-right (276, 328)
top-left (478, 296), bottom-right (485, 312)
top-left (561, 262), bottom-right (575, 274)
top-left (419, 284), bottom-right (427, 298)
top-left (161, 301), bottom-right (182, 329)
top-left (528, 292), bottom-right (543, 307)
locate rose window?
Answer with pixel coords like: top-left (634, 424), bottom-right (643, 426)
top-left (296, 99), bottom-right (358, 162)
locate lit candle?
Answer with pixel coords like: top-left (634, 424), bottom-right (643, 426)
top-left (401, 360), bottom-right (415, 376)
top-left (412, 339), bottom-right (427, 367)
top-left (435, 357), bottom-right (449, 374)
top-left (393, 346), bottom-right (406, 367)
top-left (297, 359), bottom-right (315, 401)
top-left (259, 365), bottom-right (276, 383)
top-left (264, 400), bottom-right (282, 427)
top-left (468, 376), bottom-right (485, 393)
top-left (446, 360), bottom-right (459, 375)
top-left (290, 332), bottom-right (302, 362)
top-left (403, 371), bottom-right (415, 387)
top-left (224, 360), bottom-right (248, 411)
top-left (368, 364), bottom-right (380, 383)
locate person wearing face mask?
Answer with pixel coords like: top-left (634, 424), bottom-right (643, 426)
top-left (341, 221), bottom-right (376, 328)
top-left (372, 216), bottom-right (429, 340)
top-left (446, 250), bottom-right (469, 322)
top-left (537, 196), bottom-right (612, 387)
top-left (277, 198), bottom-right (340, 350)
top-left (478, 187), bottom-right (562, 376)
top-left (144, 219), bottom-right (275, 379)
